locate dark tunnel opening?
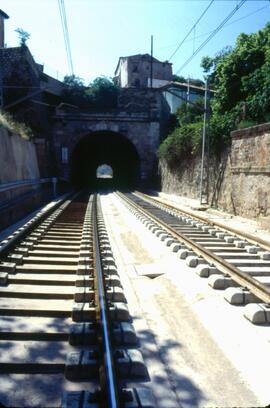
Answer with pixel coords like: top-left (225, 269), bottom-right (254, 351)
top-left (70, 131), bottom-right (140, 189)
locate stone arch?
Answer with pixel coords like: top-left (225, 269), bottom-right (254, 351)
top-left (70, 130), bottom-right (141, 188)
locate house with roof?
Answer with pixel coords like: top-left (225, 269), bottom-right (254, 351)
top-left (114, 53), bottom-right (173, 89)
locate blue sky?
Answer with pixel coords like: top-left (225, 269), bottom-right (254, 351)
top-left (1, 0), bottom-right (270, 83)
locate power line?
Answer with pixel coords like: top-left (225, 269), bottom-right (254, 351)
top-left (168, 0), bottom-right (215, 61)
top-left (160, 3), bottom-right (270, 53)
top-left (58, 0), bottom-right (74, 75)
top-left (175, 0), bottom-right (247, 75)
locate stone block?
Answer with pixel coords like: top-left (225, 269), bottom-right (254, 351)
top-left (107, 286), bottom-right (126, 302)
top-left (0, 272), bottom-right (8, 285)
top-left (260, 252), bottom-right (270, 260)
top-left (75, 276), bottom-right (94, 287)
top-left (122, 388), bottom-right (155, 408)
top-left (72, 302), bottom-right (96, 322)
top-left (178, 249), bottom-right (193, 259)
top-left (115, 349), bottom-right (147, 377)
top-left (164, 237), bottom-right (175, 246)
top-left (245, 246), bottom-right (258, 254)
top-left (78, 257), bottom-right (93, 265)
top-left (224, 287), bottom-right (259, 305)
top-left (0, 262), bottom-right (16, 273)
top-left (105, 275), bottom-right (121, 288)
top-left (69, 322), bottom-right (97, 345)
top-left (171, 243), bottom-right (181, 252)
top-left (110, 302), bottom-right (130, 321)
top-left (14, 247), bottom-right (29, 256)
top-left (61, 391), bottom-right (99, 408)
top-left (196, 264), bottom-right (219, 277)
top-left (224, 236), bottom-right (235, 243)
top-left (244, 303), bottom-right (270, 324)
top-left (235, 240), bottom-right (246, 248)
top-left (74, 288), bottom-right (95, 303)
top-left (8, 254), bottom-right (23, 265)
top-left (208, 274), bottom-right (239, 290)
top-left (65, 350), bottom-right (99, 380)
top-left (77, 265), bottom-right (93, 276)
top-left (113, 322), bottom-right (137, 345)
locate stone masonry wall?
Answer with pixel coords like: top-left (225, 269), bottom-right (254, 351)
top-left (159, 123), bottom-right (270, 224)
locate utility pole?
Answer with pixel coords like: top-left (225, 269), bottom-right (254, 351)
top-left (150, 35), bottom-right (153, 88)
top-left (187, 76), bottom-right (190, 106)
top-left (199, 78), bottom-right (208, 205)
top-left (0, 48), bottom-right (3, 110)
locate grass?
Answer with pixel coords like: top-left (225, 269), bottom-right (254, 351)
top-left (0, 111), bottom-right (33, 140)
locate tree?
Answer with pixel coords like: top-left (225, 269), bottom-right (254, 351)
top-left (86, 76), bottom-right (119, 110)
top-left (15, 28), bottom-right (30, 46)
top-left (61, 75), bottom-right (119, 110)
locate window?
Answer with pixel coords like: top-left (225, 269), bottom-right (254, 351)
top-left (61, 147), bottom-right (68, 163)
top-left (132, 65), bottom-right (138, 73)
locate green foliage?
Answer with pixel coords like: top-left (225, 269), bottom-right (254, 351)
top-left (160, 23), bottom-right (270, 167)
top-left (172, 74), bottom-right (204, 87)
top-left (86, 77), bottom-right (119, 110)
top-left (62, 75), bottom-right (119, 110)
top-left (157, 121), bottom-right (203, 168)
top-left (158, 99), bottom-right (204, 166)
top-left (15, 28), bottom-right (30, 46)
top-left (0, 111), bottom-right (33, 140)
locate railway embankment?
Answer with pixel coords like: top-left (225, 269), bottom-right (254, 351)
top-left (159, 122), bottom-right (270, 227)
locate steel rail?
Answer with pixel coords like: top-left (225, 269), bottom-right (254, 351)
top-left (135, 191), bottom-right (270, 253)
top-left (0, 191), bottom-right (77, 257)
top-left (93, 194), bottom-right (120, 408)
top-left (118, 192), bottom-right (270, 304)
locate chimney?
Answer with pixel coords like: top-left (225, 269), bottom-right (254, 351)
top-left (0, 10), bottom-right (9, 48)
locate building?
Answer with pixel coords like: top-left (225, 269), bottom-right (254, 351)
top-left (114, 53), bottom-right (172, 89)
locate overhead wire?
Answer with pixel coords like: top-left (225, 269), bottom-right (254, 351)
top-left (58, 0), bottom-right (74, 75)
top-left (175, 0), bottom-right (247, 75)
top-left (159, 2), bottom-right (269, 54)
top-left (168, 0), bottom-right (215, 61)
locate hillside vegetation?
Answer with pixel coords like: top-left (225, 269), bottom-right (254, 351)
top-left (158, 23), bottom-right (270, 167)
top-left (0, 111), bottom-right (33, 140)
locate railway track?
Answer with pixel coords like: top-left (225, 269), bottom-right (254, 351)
top-left (0, 192), bottom-right (154, 408)
top-left (116, 191), bottom-right (270, 325)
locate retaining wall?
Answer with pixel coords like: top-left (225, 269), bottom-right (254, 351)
top-left (159, 122), bottom-right (270, 225)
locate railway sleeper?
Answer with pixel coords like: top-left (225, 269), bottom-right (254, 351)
top-left (65, 348), bottom-right (146, 381)
top-left (196, 264), bottom-right (221, 277)
top-left (186, 255), bottom-right (207, 268)
top-left (224, 287), bottom-right (260, 305)
top-left (69, 322), bottom-right (137, 346)
top-left (62, 387), bottom-right (155, 408)
top-left (72, 302), bottom-right (130, 322)
top-left (244, 303), bottom-right (270, 324)
top-left (74, 286), bottom-right (125, 303)
top-left (208, 274), bottom-right (240, 290)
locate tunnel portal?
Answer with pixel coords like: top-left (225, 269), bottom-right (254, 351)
top-left (70, 131), bottom-right (140, 189)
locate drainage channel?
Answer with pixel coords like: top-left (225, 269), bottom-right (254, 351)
top-left (0, 192), bottom-right (154, 408)
top-left (116, 192), bottom-right (270, 325)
